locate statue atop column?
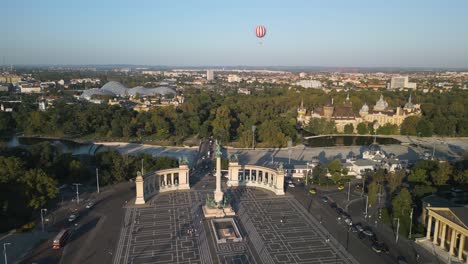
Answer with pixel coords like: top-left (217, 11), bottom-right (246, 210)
top-left (215, 140), bottom-right (222, 158)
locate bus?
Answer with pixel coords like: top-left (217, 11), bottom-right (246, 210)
top-left (52, 229), bottom-right (69, 249)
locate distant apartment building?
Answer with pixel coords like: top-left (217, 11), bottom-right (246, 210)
top-left (142, 70), bottom-right (161, 76)
top-left (295, 80), bottom-right (322, 89)
top-left (390, 76), bottom-right (417, 89)
top-left (299, 72), bottom-right (307, 78)
top-left (0, 85), bottom-right (9, 92)
top-left (18, 82), bottom-right (41, 93)
top-left (238, 88), bottom-right (251, 95)
top-left (227, 74), bottom-right (242, 83)
top-left (206, 70), bottom-right (214, 81)
top-left (0, 74), bottom-right (21, 84)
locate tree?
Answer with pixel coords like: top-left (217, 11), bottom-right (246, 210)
top-left (328, 159), bottom-right (347, 184)
top-left (212, 105), bottom-right (232, 142)
top-left (20, 169), bottom-right (58, 209)
top-left (408, 168), bottom-right (429, 184)
top-left (344, 124), bottom-right (354, 134)
top-left (304, 118), bottom-right (336, 135)
top-left (311, 163), bottom-right (327, 184)
top-left (431, 162), bottom-right (452, 186)
top-left (453, 169), bottom-right (468, 185)
top-left (387, 170), bottom-right (405, 194)
top-left (357, 123), bottom-right (368, 135)
top-left (368, 181), bottom-right (379, 207)
top-left (400, 116), bottom-right (420, 136)
top-left (391, 188), bottom-right (412, 218)
top-left (416, 119), bottom-right (433, 137)
top-left (376, 124), bottom-right (398, 135)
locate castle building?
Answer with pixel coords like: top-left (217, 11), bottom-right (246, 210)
top-left (297, 94), bottom-right (421, 133)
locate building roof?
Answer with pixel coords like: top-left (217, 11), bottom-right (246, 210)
top-left (353, 159), bottom-right (378, 166)
top-left (80, 81), bottom-right (176, 99)
top-left (422, 194), bottom-right (454, 208)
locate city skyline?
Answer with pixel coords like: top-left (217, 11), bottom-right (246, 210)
top-left (2, 0), bottom-right (468, 68)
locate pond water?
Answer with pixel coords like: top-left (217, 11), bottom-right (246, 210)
top-left (304, 136), bottom-right (401, 147)
top-left (4, 136), bottom-right (98, 155)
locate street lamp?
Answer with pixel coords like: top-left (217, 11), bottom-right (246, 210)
top-left (3, 243), bottom-right (11, 264)
top-left (364, 195), bottom-right (369, 219)
top-left (251, 125), bottom-right (256, 150)
top-left (72, 183), bottom-right (82, 204)
top-left (96, 168), bottom-right (100, 194)
top-left (394, 218), bottom-right (400, 243)
top-left (40, 208), bottom-right (47, 232)
top-left (409, 207), bottom-right (414, 239)
top-left (347, 181), bottom-right (351, 201)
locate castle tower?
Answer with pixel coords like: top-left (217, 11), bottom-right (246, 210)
top-left (297, 98), bottom-right (307, 125)
top-left (323, 97), bottom-right (334, 120)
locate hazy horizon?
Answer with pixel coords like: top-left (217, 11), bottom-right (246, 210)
top-left (2, 0), bottom-right (468, 68)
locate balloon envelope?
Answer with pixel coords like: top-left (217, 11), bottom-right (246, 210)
top-left (255, 25), bottom-right (266, 38)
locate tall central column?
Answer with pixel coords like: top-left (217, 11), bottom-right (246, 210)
top-left (214, 141), bottom-right (223, 204)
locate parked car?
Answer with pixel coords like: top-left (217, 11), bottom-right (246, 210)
top-left (350, 225), bottom-right (358, 233)
top-left (288, 183), bottom-right (295, 188)
top-left (309, 188), bottom-right (317, 195)
top-left (329, 202), bottom-right (337, 209)
top-left (355, 223), bottom-right (364, 232)
top-left (321, 196), bottom-right (328, 203)
top-left (68, 214), bottom-right (78, 222)
top-left (371, 242), bottom-right (389, 254)
top-left (85, 202), bottom-right (94, 209)
top-left (344, 218), bottom-right (353, 226)
top-left (337, 185), bottom-right (345, 190)
top-left (362, 228), bottom-right (374, 237)
top-left (397, 256), bottom-right (409, 264)
top-left (358, 232), bottom-right (366, 240)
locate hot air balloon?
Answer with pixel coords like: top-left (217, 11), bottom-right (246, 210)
top-left (255, 25), bottom-right (267, 38)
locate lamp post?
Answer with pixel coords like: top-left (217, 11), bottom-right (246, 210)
top-left (251, 125), bottom-right (256, 150)
top-left (409, 207), bottom-right (414, 239)
top-left (96, 168), bottom-right (100, 194)
top-left (347, 181), bottom-right (351, 201)
top-left (365, 195), bottom-right (369, 219)
top-left (394, 218), bottom-right (400, 243)
top-left (40, 208), bottom-right (47, 232)
top-left (72, 183), bottom-right (82, 204)
top-left (3, 243), bottom-right (11, 264)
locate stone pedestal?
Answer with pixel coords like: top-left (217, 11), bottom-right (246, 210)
top-left (214, 191), bottom-right (224, 204)
top-left (202, 204), bottom-right (236, 218)
top-left (135, 173), bottom-right (145, 205)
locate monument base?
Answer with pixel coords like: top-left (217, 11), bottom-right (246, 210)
top-left (202, 204), bottom-right (236, 218)
top-left (214, 190), bottom-right (224, 204)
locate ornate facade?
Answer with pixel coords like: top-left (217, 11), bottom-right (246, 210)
top-left (297, 94), bottom-right (421, 133)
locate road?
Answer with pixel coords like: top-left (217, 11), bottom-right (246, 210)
top-left (19, 182), bottom-right (134, 264)
top-left (286, 180), bottom-right (438, 264)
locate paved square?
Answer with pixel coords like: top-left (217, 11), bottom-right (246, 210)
top-left (114, 189), bottom-right (358, 264)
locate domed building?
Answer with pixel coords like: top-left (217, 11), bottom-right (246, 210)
top-left (80, 81), bottom-right (176, 100)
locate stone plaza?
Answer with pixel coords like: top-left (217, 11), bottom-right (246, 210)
top-left (113, 188), bottom-right (358, 264)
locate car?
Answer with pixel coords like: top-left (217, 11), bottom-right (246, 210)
top-left (336, 208), bottom-right (344, 215)
top-left (321, 196), bottom-right (328, 203)
top-left (355, 223), bottom-right (364, 232)
top-left (371, 243), bottom-right (382, 253)
top-left (397, 256), bottom-right (409, 264)
top-left (287, 179), bottom-right (293, 184)
top-left (350, 225), bottom-right (358, 233)
top-left (85, 202), bottom-right (94, 209)
top-left (309, 188), bottom-right (317, 195)
top-left (329, 202), bottom-right (337, 209)
top-left (371, 242), bottom-right (389, 254)
top-left (362, 228), bottom-right (374, 237)
top-left (337, 185), bottom-right (345, 190)
top-left (68, 214), bottom-right (78, 222)
top-left (288, 183), bottom-right (295, 188)
top-left (344, 218), bottom-right (353, 226)
top-left (358, 232), bottom-right (366, 240)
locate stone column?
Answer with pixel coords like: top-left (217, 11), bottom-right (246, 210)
top-left (440, 224), bottom-right (447, 249)
top-left (459, 235), bottom-right (465, 261)
top-left (433, 219), bottom-right (440, 245)
top-left (214, 156), bottom-right (223, 203)
top-left (450, 229), bottom-right (457, 256)
top-left (135, 172), bottom-right (145, 205)
top-left (426, 216), bottom-right (433, 240)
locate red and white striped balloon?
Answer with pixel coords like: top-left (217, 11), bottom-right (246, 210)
top-left (255, 25), bottom-right (266, 38)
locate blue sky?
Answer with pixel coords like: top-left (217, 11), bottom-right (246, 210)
top-left (2, 0), bottom-right (468, 67)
